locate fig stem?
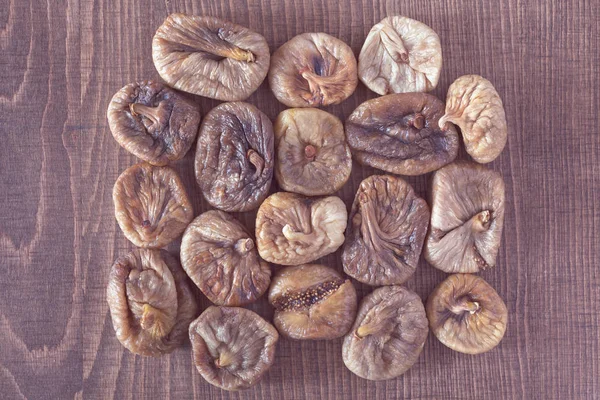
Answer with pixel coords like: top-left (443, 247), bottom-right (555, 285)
top-left (235, 238), bottom-right (254, 254)
top-left (355, 324), bottom-right (375, 338)
top-left (304, 144), bottom-right (317, 160)
top-left (472, 210), bottom-right (492, 232)
top-left (130, 103), bottom-right (168, 128)
top-left (380, 25), bottom-right (409, 63)
top-left (449, 298), bottom-right (480, 315)
top-left (408, 113), bottom-right (425, 129)
top-left (215, 351), bottom-right (234, 368)
top-left (216, 29), bottom-right (255, 62)
top-left (141, 303), bottom-right (168, 339)
top-left (247, 149), bottom-right (264, 179)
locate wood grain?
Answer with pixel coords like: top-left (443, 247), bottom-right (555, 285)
top-left (1, 0), bottom-right (599, 399)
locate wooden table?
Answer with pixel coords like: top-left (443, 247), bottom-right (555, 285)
top-left (1, 0), bottom-right (598, 399)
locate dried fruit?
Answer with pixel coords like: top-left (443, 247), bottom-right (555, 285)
top-left (152, 14), bottom-right (270, 101)
top-left (274, 108), bottom-right (352, 196)
top-left (342, 286), bottom-right (428, 380)
top-left (107, 249), bottom-right (198, 357)
top-left (269, 33), bottom-right (358, 107)
top-left (268, 264), bottom-right (357, 340)
top-left (195, 102), bottom-right (274, 212)
top-left (425, 161), bottom-right (505, 273)
top-left (426, 274), bottom-right (508, 354)
top-left (107, 81), bottom-right (201, 166)
top-left (342, 175), bottom-right (429, 286)
top-left (113, 163), bottom-right (193, 248)
top-left (439, 75), bottom-right (508, 163)
top-left (358, 16), bottom-right (442, 95)
top-left (189, 306), bottom-right (279, 391)
top-left (180, 210), bottom-right (271, 306)
top-left (345, 93), bottom-right (459, 175)
top-left (255, 192), bottom-right (347, 265)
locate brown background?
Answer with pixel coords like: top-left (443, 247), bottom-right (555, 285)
top-left (1, 0), bottom-right (599, 399)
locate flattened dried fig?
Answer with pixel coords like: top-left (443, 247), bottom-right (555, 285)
top-left (358, 16), bottom-right (442, 95)
top-left (181, 210), bottom-right (271, 306)
top-left (255, 192), bottom-right (347, 265)
top-left (113, 163), bottom-right (193, 248)
top-left (439, 75), bottom-right (508, 163)
top-left (274, 108), bottom-right (352, 196)
top-left (107, 81), bottom-right (201, 166)
top-left (269, 33), bottom-right (358, 107)
top-left (107, 249), bottom-right (198, 357)
top-left (153, 14), bottom-right (270, 101)
top-left (195, 102), bottom-right (274, 212)
top-left (342, 286), bottom-right (428, 380)
top-left (425, 161), bottom-right (505, 273)
top-left (268, 264), bottom-right (357, 340)
top-left (346, 93), bottom-right (459, 175)
top-left (426, 274), bottom-right (508, 354)
top-left (189, 306), bottom-right (279, 391)
top-left (342, 175), bottom-right (429, 286)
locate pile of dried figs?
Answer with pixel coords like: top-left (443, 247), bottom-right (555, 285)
top-left (106, 12), bottom-right (510, 390)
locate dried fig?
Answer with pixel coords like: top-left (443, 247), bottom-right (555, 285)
top-left (255, 192), bottom-right (347, 265)
top-left (189, 306), bottom-right (279, 391)
top-left (180, 210), bottom-right (271, 306)
top-left (425, 161), bottom-right (505, 273)
top-left (345, 93), bottom-right (459, 175)
top-left (274, 108), bottom-right (352, 196)
top-left (268, 264), bottom-right (357, 340)
top-left (269, 33), bottom-right (358, 107)
top-left (107, 81), bottom-right (201, 166)
top-left (107, 249), bottom-right (198, 357)
top-left (342, 286), bottom-right (428, 380)
top-left (439, 75), bottom-right (508, 163)
top-left (195, 102), bottom-right (274, 212)
top-left (113, 163), bottom-right (193, 248)
top-left (342, 175), bottom-right (429, 286)
top-left (358, 16), bottom-right (442, 95)
top-left (152, 14), bottom-right (270, 101)
top-left (426, 274), bottom-right (508, 354)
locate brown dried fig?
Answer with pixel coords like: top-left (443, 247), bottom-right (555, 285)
top-left (113, 163), bottom-right (193, 248)
top-left (195, 102), bottom-right (274, 212)
top-left (425, 161), bottom-right (505, 273)
top-left (107, 81), bottom-right (201, 166)
top-left (342, 286), bottom-right (428, 380)
top-left (152, 14), bottom-right (270, 101)
top-left (274, 108), bottom-right (352, 196)
top-left (346, 93), bottom-right (459, 175)
top-left (268, 264), bottom-right (357, 340)
top-left (189, 306), bottom-right (279, 391)
top-left (358, 16), bottom-right (442, 95)
top-left (342, 175), bottom-right (429, 286)
top-left (107, 249), bottom-right (198, 357)
top-left (180, 210), bottom-right (271, 306)
top-left (426, 274), bottom-right (508, 354)
top-left (269, 33), bottom-right (358, 107)
top-left (439, 75), bottom-right (508, 163)
top-left (255, 192), bottom-right (347, 265)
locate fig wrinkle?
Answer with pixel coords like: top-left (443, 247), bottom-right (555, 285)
top-left (380, 24), bottom-right (409, 63)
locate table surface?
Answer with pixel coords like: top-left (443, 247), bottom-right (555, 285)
top-left (1, 0), bottom-right (599, 399)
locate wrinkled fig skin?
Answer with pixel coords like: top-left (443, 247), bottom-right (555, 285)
top-left (274, 108), bottom-right (352, 196)
top-left (426, 274), bottom-right (508, 354)
top-left (346, 93), bottom-right (459, 175)
top-left (255, 192), bottom-right (348, 265)
top-left (195, 102), bottom-right (274, 212)
top-left (113, 163), bottom-right (193, 248)
top-left (107, 249), bottom-right (198, 357)
top-left (358, 16), bottom-right (442, 95)
top-left (425, 161), bottom-right (505, 273)
top-left (189, 306), bottom-right (279, 391)
top-left (180, 210), bottom-right (271, 306)
top-left (439, 75), bottom-right (508, 163)
top-left (268, 264), bottom-right (357, 340)
top-left (269, 33), bottom-right (358, 107)
top-left (342, 286), bottom-right (428, 380)
top-left (153, 14), bottom-right (270, 101)
top-left (342, 175), bottom-right (430, 286)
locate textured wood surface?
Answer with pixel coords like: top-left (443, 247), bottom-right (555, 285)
top-left (1, 0), bottom-right (599, 399)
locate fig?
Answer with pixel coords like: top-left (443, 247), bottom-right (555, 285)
top-left (268, 264), bottom-right (357, 340)
top-left (274, 108), bottom-right (352, 196)
top-left (180, 210), bottom-right (271, 306)
top-left (424, 161), bottom-right (505, 273)
top-left (152, 14), bottom-right (270, 101)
